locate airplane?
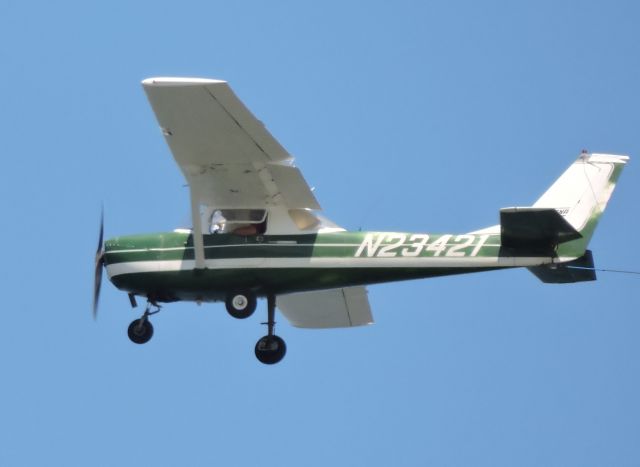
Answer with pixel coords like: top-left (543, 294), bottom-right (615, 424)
top-left (93, 77), bottom-right (629, 365)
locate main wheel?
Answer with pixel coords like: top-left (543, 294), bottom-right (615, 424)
top-left (127, 319), bottom-right (154, 344)
top-left (225, 291), bottom-right (257, 319)
top-left (255, 335), bottom-right (287, 365)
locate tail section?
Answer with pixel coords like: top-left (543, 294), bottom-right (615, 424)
top-left (533, 152), bottom-right (629, 255)
top-left (472, 152), bottom-right (629, 283)
top-left (525, 152), bottom-right (628, 283)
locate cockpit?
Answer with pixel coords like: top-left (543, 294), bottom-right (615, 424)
top-left (208, 209), bottom-right (268, 236)
top-left (195, 206), bottom-right (344, 236)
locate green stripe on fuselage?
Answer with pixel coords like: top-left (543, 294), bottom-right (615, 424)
top-left (104, 231), bottom-right (512, 300)
top-left (104, 231), bottom-right (504, 264)
top-left (109, 266), bottom-right (499, 302)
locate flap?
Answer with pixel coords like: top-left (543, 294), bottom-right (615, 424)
top-left (277, 286), bottom-right (374, 329)
top-left (500, 207), bottom-right (581, 250)
top-left (186, 163), bottom-right (320, 209)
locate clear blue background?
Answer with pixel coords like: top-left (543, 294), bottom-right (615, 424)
top-left (1, 1), bottom-right (639, 466)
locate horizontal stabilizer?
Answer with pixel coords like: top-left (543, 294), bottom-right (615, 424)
top-left (500, 207), bottom-right (581, 252)
top-left (528, 250), bottom-right (596, 283)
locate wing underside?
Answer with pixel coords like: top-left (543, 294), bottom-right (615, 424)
top-left (142, 77), bottom-right (320, 210)
top-left (277, 287), bottom-right (374, 329)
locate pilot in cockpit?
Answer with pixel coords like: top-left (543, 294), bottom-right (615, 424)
top-left (208, 209), bottom-right (267, 236)
top-left (209, 210), bottom-right (225, 233)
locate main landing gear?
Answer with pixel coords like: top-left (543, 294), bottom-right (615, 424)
top-left (225, 290), bottom-right (287, 364)
top-left (225, 290), bottom-right (257, 319)
top-left (255, 294), bottom-right (287, 365)
top-left (127, 302), bottom-right (160, 345)
top-left (125, 294), bottom-right (286, 365)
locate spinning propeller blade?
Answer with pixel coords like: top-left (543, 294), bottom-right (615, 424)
top-left (93, 208), bottom-right (105, 319)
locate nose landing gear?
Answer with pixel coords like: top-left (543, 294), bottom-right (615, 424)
top-left (127, 302), bottom-right (160, 344)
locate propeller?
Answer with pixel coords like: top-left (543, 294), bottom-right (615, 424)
top-left (93, 208), bottom-right (105, 319)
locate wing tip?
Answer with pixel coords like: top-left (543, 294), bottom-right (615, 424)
top-left (142, 77), bottom-right (227, 87)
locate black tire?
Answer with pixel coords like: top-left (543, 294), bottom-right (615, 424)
top-left (254, 335), bottom-right (287, 365)
top-left (225, 291), bottom-right (257, 319)
top-left (127, 319), bottom-right (154, 344)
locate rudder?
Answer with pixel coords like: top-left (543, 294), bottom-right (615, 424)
top-left (533, 152), bottom-right (629, 257)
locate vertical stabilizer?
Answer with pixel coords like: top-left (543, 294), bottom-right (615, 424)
top-left (533, 153), bottom-right (628, 255)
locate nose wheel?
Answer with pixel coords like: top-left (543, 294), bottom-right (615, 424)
top-left (128, 318), bottom-right (154, 344)
top-left (255, 294), bottom-right (287, 365)
top-left (127, 302), bottom-right (160, 344)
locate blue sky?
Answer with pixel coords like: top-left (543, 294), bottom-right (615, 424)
top-left (1, 1), bottom-right (639, 465)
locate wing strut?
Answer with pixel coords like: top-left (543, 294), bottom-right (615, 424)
top-left (189, 189), bottom-right (206, 269)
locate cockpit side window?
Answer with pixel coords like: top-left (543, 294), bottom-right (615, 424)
top-left (208, 209), bottom-right (267, 236)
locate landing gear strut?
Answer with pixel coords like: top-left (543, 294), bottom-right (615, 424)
top-left (255, 294), bottom-right (286, 365)
top-left (127, 302), bottom-right (160, 344)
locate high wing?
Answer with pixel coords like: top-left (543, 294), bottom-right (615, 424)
top-left (142, 77), bottom-right (320, 211)
top-left (277, 287), bottom-right (374, 328)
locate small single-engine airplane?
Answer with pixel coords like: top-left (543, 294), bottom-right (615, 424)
top-left (93, 77), bottom-right (629, 364)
